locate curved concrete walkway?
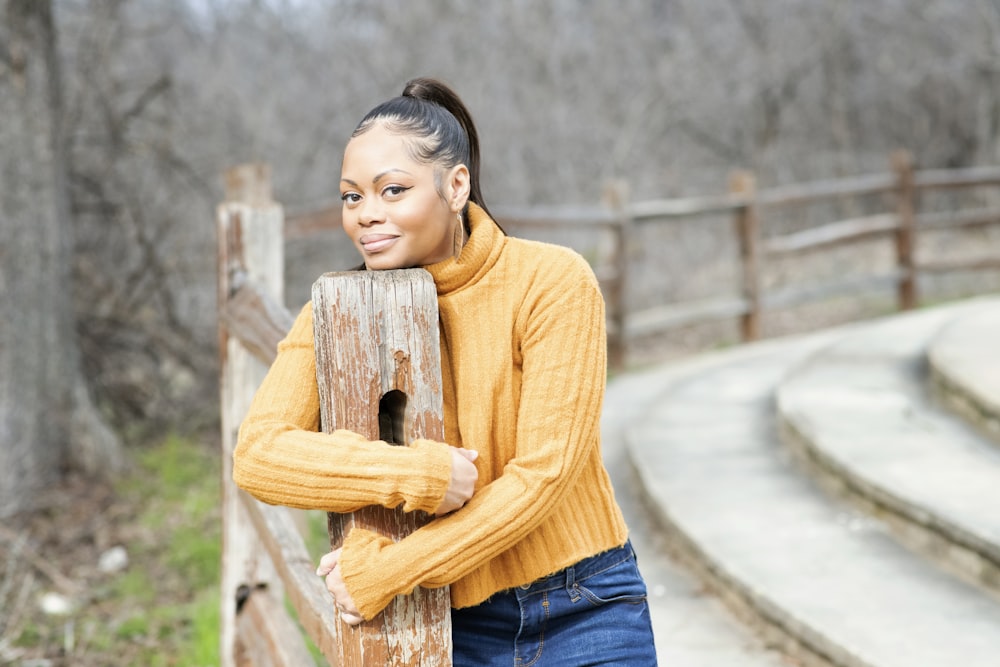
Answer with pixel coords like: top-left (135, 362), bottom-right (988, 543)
top-left (778, 303), bottom-right (1000, 595)
top-left (604, 351), bottom-right (792, 666)
top-left (619, 301), bottom-right (1000, 667)
top-left (928, 300), bottom-right (1000, 443)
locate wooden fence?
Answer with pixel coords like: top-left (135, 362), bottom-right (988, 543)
top-left (283, 150), bottom-right (1000, 369)
top-left (217, 153), bottom-right (1000, 665)
top-left (218, 164), bottom-right (343, 667)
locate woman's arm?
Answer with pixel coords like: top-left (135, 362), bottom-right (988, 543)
top-left (336, 250), bottom-right (609, 618)
top-left (233, 303), bottom-right (456, 514)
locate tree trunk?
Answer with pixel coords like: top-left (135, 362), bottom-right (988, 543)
top-left (0, 0), bottom-right (121, 519)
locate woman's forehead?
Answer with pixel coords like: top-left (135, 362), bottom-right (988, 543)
top-left (343, 125), bottom-right (424, 172)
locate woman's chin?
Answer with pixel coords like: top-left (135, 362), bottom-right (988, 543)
top-left (363, 255), bottom-right (408, 271)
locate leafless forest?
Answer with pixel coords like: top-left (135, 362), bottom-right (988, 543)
top-left (46, 0), bottom-right (1000, 433)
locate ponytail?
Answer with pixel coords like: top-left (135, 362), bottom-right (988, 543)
top-left (352, 77), bottom-right (497, 227)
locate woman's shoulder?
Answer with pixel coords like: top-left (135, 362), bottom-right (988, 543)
top-left (502, 236), bottom-right (598, 286)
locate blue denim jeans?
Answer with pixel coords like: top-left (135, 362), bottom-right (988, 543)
top-left (451, 540), bottom-right (657, 666)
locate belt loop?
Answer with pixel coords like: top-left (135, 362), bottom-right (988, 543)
top-left (566, 565), bottom-right (581, 602)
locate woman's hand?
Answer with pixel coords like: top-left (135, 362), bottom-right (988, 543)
top-left (316, 549), bottom-right (365, 625)
top-left (315, 447), bottom-right (477, 625)
top-left (435, 447), bottom-right (479, 516)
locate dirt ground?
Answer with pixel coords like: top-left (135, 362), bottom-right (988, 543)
top-left (1, 473), bottom-right (129, 665)
top-left (0, 438), bottom-right (220, 667)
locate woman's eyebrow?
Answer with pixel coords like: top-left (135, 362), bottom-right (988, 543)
top-left (341, 169), bottom-right (414, 189)
top-left (372, 168), bottom-right (413, 183)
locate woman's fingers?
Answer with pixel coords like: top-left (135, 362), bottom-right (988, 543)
top-left (316, 549), bottom-right (364, 622)
top-left (435, 447), bottom-right (479, 516)
top-left (315, 548), bottom-right (341, 577)
top-left (339, 610), bottom-right (365, 626)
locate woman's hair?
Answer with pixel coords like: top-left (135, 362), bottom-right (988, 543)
top-left (352, 77), bottom-right (495, 225)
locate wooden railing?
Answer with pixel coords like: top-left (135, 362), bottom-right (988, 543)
top-left (217, 153), bottom-right (1000, 664)
top-left (284, 150), bottom-right (1000, 369)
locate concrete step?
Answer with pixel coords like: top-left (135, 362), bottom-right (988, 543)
top-left (626, 316), bottom-right (1000, 667)
top-left (777, 304), bottom-right (1000, 595)
top-left (605, 353), bottom-right (800, 667)
top-left (927, 298), bottom-right (1000, 444)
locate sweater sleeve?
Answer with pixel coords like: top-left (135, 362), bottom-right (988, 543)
top-left (233, 302), bottom-right (453, 514)
top-left (338, 251), bottom-right (608, 619)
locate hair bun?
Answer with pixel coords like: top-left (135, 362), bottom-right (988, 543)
top-left (402, 77), bottom-right (450, 106)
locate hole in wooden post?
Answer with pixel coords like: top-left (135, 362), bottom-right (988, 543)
top-left (378, 390), bottom-right (407, 446)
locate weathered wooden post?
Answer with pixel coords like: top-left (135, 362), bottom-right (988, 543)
top-left (217, 164), bottom-right (292, 667)
top-left (730, 170), bottom-right (761, 341)
top-left (312, 269), bottom-right (451, 666)
top-left (891, 150), bottom-right (918, 311)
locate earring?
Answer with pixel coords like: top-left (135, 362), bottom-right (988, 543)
top-left (453, 212), bottom-right (465, 257)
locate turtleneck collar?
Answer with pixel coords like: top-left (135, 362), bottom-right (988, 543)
top-left (424, 203), bottom-right (504, 296)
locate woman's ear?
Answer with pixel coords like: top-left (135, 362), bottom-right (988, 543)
top-left (446, 164), bottom-right (471, 213)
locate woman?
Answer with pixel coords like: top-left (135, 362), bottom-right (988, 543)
top-left (234, 77), bottom-right (657, 665)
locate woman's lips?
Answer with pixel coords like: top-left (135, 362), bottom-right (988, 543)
top-left (360, 234), bottom-right (399, 253)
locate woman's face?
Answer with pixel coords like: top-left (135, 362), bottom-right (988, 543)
top-left (340, 123), bottom-right (469, 270)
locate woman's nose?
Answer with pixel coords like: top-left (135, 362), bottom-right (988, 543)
top-left (357, 198), bottom-right (384, 226)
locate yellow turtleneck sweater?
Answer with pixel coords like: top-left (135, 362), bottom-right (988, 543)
top-left (234, 204), bottom-right (628, 619)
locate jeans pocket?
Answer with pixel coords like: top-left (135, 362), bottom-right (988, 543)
top-left (573, 557), bottom-right (648, 607)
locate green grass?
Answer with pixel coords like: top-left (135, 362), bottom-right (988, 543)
top-left (40, 434), bottom-right (334, 666)
top-left (99, 433), bottom-right (223, 666)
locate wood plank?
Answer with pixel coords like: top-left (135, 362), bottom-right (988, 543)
top-left (627, 193), bottom-right (748, 220)
top-left (914, 165), bottom-right (1000, 190)
top-left (762, 270), bottom-right (905, 311)
top-left (235, 587), bottom-right (319, 667)
top-left (917, 207), bottom-right (1000, 231)
top-left (762, 214), bottom-right (898, 256)
top-left (625, 296), bottom-right (749, 338)
top-left (757, 173), bottom-right (896, 207)
top-left (917, 257), bottom-right (1000, 273)
top-left (241, 492), bottom-right (342, 665)
top-left (220, 277), bottom-right (295, 366)
top-left (312, 269), bottom-right (451, 666)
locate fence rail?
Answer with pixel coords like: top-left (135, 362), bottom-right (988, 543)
top-left (278, 151), bottom-right (1000, 369)
top-left (217, 152), bottom-right (1000, 665)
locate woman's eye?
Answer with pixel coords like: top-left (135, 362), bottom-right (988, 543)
top-left (383, 185), bottom-right (409, 198)
top-left (341, 192), bottom-right (361, 205)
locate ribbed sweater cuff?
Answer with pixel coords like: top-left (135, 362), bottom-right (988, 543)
top-left (403, 439), bottom-right (452, 513)
top-left (339, 528), bottom-right (400, 619)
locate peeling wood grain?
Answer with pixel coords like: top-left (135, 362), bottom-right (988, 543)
top-left (312, 269), bottom-right (452, 666)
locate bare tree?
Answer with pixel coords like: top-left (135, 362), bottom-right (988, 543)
top-left (0, 0), bottom-right (120, 518)
top-left (2, 0), bottom-right (994, 470)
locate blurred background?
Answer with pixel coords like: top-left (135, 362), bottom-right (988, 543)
top-left (12, 0), bottom-right (1000, 435)
top-left (2, 0), bottom-right (1000, 664)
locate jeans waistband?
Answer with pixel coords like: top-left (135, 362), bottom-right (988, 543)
top-left (514, 540), bottom-right (635, 599)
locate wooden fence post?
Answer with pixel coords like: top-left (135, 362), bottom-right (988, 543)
top-left (603, 181), bottom-right (631, 371)
top-left (312, 269), bottom-right (451, 666)
top-left (217, 163), bottom-right (287, 667)
top-left (891, 150), bottom-right (918, 310)
top-left (730, 171), bottom-right (761, 341)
